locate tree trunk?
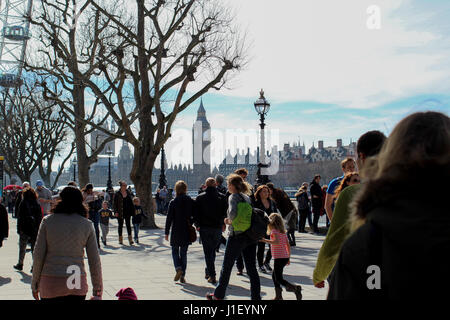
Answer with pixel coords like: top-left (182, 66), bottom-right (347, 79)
top-left (73, 83), bottom-right (90, 188)
top-left (130, 148), bottom-right (158, 229)
top-left (77, 152), bottom-right (90, 189)
top-left (42, 174), bottom-right (51, 189)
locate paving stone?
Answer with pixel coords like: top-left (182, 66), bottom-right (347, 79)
top-left (0, 214), bottom-right (328, 300)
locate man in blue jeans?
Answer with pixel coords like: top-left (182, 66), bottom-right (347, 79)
top-left (211, 233), bottom-right (260, 300)
top-left (194, 178), bottom-right (228, 284)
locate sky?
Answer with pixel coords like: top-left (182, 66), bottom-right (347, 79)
top-left (14, 0), bottom-right (449, 170)
top-left (159, 0), bottom-right (450, 168)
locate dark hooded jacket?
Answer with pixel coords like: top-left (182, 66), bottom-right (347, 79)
top-left (165, 194), bottom-right (195, 247)
top-left (17, 199), bottom-right (42, 239)
top-left (327, 167), bottom-right (449, 300)
top-left (194, 187), bottom-right (227, 229)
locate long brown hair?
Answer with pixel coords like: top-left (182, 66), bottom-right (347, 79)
top-left (333, 172), bottom-right (359, 200)
top-left (350, 111), bottom-right (450, 231)
top-left (227, 174), bottom-right (249, 194)
top-left (254, 185), bottom-right (270, 202)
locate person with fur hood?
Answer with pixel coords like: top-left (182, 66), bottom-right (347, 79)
top-left (328, 112), bottom-right (450, 299)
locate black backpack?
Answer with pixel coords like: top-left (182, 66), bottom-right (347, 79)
top-left (245, 207), bottom-right (269, 242)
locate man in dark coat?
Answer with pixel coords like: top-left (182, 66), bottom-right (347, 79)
top-left (215, 174), bottom-right (227, 195)
top-left (309, 175), bottom-right (323, 234)
top-left (194, 178), bottom-right (228, 284)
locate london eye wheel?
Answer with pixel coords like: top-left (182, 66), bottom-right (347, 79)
top-left (0, 0), bottom-right (33, 88)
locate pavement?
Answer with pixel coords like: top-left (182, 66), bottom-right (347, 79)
top-left (0, 213), bottom-right (329, 300)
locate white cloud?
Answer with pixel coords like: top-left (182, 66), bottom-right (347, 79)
top-left (214, 0), bottom-right (450, 109)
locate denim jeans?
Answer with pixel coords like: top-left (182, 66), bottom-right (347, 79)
top-left (133, 223), bottom-right (141, 240)
top-left (214, 233), bottom-right (261, 300)
top-left (172, 245), bottom-right (188, 275)
top-left (200, 227), bottom-right (222, 278)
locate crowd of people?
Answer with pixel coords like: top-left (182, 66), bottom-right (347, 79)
top-left (0, 111), bottom-right (448, 300)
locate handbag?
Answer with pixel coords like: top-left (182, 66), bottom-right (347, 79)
top-left (187, 217), bottom-right (197, 243)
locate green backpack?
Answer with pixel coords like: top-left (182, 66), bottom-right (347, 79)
top-left (232, 196), bottom-right (253, 232)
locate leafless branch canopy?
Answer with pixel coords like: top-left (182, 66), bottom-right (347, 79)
top-left (0, 79), bottom-right (71, 187)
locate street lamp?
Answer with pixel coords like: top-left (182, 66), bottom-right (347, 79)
top-left (73, 157), bottom-right (77, 182)
top-left (106, 146), bottom-right (114, 192)
top-left (159, 145), bottom-right (167, 189)
top-left (106, 147), bottom-right (114, 206)
top-left (254, 89), bottom-right (271, 185)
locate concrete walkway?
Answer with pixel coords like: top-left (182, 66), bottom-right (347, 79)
top-left (0, 213), bottom-right (329, 300)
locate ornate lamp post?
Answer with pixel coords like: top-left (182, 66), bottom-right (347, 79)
top-left (106, 146), bottom-right (114, 191)
top-left (106, 147), bottom-right (114, 206)
top-left (254, 89), bottom-right (271, 185)
top-left (73, 157), bottom-right (77, 182)
top-left (159, 145), bottom-right (167, 189)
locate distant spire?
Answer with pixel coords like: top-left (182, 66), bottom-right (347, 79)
top-left (196, 97), bottom-right (208, 124)
top-left (198, 97), bottom-right (206, 114)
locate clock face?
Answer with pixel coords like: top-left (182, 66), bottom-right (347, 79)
top-left (203, 130), bottom-right (211, 141)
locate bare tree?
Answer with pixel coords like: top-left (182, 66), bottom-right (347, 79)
top-left (0, 80), bottom-right (72, 188)
top-left (85, 0), bottom-right (248, 228)
top-left (27, 0), bottom-right (247, 228)
top-left (24, 0), bottom-right (129, 187)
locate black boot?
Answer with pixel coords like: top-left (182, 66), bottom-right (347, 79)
top-left (13, 264), bottom-right (23, 271)
top-left (286, 283), bottom-right (302, 300)
top-left (273, 287), bottom-right (283, 300)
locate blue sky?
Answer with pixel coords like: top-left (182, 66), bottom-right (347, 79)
top-left (159, 0), bottom-right (450, 168)
top-left (24, 0), bottom-right (448, 170)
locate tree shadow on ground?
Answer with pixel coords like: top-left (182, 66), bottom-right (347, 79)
top-left (0, 277), bottom-right (11, 286)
